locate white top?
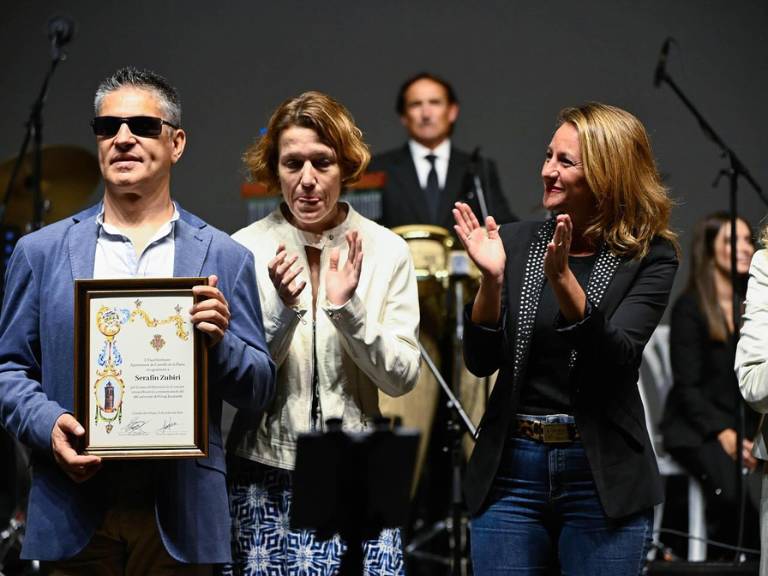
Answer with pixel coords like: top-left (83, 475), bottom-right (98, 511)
top-left (229, 203), bottom-right (421, 469)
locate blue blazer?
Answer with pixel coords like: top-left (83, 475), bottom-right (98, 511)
top-left (0, 203), bottom-right (276, 563)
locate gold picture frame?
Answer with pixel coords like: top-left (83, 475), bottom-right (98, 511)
top-left (74, 277), bottom-right (208, 458)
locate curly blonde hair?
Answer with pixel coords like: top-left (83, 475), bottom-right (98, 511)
top-left (244, 91), bottom-right (370, 194)
top-left (559, 103), bottom-right (679, 259)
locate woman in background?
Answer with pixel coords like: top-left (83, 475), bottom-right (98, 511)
top-left (226, 91), bottom-right (420, 575)
top-left (662, 212), bottom-right (759, 553)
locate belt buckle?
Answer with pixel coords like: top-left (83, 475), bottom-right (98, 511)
top-left (542, 423), bottom-right (570, 443)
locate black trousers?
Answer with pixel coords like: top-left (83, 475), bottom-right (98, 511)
top-left (668, 440), bottom-right (760, 553)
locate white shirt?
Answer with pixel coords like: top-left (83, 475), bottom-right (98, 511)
top-left (409, 138), bottom-right (451, 190)
top-left (93, 204), bottom-right (179, 279)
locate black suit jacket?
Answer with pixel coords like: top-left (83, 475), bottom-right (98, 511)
top-left (463, 220), bottom-right (678, 519)
top-left (369, 144), bottom-right (516, 230)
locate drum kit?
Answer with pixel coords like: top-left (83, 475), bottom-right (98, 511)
top-left (378, 224), bottom-right (497, 572)
top-left (0, 145), bottom-right (100, 281)
top-left (0, 146), bottom-right (100, 228)
top-left (0, 145), bottom-right (99, 576)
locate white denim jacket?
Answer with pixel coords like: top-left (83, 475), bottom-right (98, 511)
top-left (736, 249), bottom-right (768, 460)
top-left (229, 203), bottom-right (421, 469)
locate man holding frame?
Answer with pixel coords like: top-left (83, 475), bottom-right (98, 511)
top-left (0, 67), bottom-right (276, 574)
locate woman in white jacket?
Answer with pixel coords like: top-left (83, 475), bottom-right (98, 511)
top-left (225, 91), bottom-right (420, 576)
top-left (735, 227), bottom-right (768, 575)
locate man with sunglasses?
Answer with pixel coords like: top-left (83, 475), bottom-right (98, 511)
top-left (0, 67), bottom-right (276, 575)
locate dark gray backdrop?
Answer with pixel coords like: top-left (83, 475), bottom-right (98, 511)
top-left (2, 1), bottom-right (768, 297)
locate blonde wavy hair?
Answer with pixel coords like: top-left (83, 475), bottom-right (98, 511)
top-left (244, 91), bottom-right (370, 193)
top-left (559, 103), bottom-right (679, 259)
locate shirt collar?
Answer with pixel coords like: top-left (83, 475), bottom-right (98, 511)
top-left (409, 138), bottom-right (451, 163)
top-left (96, 201), bottom-right (180, 240)
top-left (284, 202), bottom-right (358, 250)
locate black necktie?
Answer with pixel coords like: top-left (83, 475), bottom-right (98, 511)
top-left (425, 153), bottom-right (440, 222)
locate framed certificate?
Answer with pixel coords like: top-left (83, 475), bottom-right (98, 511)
top-left (74, 278), bottom-right (208, 458)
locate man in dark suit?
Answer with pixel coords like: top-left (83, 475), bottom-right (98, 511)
top-left (0, 67), bottom-right (275, 575)
top-left (370, 74), bottom-right (516, 570)
top-left (370, 72), bottom-right (516, 230)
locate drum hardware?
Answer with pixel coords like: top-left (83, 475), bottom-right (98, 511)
top-left (1, 227), bottom-right (20, 294)
top-left (0, 431), bottom-right (35, 575)
top-left (380, 226), bottom-right (456, 494)
top-left (395, 225), bottom-right (455, 289)
top-left (0, 146), bottom-right (100, 231)
top-left (0, 146), bottom-right (99, 304)
top-left (386, 224), bottom-right (490, 575)
top-left (0, 513), bottom-right (30, 576)
top-left (405, 339), bottom-right (476, 576)
top-left (429, 273), bottom-right (485, 576)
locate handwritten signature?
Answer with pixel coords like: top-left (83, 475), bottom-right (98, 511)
top-left (157, 418), bottom-right (179, 434)
top-left (120, 418), bottom-right (148, 435)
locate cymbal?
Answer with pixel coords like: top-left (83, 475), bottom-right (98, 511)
top-left (0, 145), bottom-right (100, 228)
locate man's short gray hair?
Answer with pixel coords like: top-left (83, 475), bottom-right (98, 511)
top-left (93, 66), bottom-right (182, 127)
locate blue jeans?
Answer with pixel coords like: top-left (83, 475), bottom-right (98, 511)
top-left (470, 415), bottom-right (652, 575)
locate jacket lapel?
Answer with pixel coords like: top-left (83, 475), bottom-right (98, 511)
top-left (567, 246), bottom-right (622, 368)
top-left (68, 205), bottom-right (101, 280)
top-left (511, 219), bottom-right (555, 384)
top-left (393, 146), bottom-right (433, 224)
top-left (173, 208), bottom-right (212, 277)
top-left (512, 220), bottom-right (623, 381)
top-left (65, 203), bottom-right (212, 280)
top-left (438, 147), bottom-right (467, 223)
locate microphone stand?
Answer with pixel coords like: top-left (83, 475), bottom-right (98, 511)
top-left (469, 149), bottom-right (490, 223)
top-left (0, 32), bottom-right (69, 230)
top-left (655, 40), bottom-right (767, 563)
top-left (409, 340), bottom-right (476, 576)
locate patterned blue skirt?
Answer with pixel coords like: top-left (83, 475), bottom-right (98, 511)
top-left (223, 458), bottom-right (404, 576)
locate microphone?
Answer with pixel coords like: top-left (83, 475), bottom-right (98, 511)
top-left (653, 37), bottom-right (673, 88)
top-left (468, 146), bottom-right (489, 221)
top-left (468, 146), bottom-right (481, 174)
top-left (47, 15), bottom-right (76, 61)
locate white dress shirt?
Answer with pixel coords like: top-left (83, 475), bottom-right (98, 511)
top-left (409, 138), bottom-right (451, 190)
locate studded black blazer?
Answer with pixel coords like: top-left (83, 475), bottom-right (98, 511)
top-left (462, 219), bottom-right (679, 519)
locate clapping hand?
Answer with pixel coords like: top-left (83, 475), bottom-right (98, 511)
top-left (326, 230), bottom-right (363, 306)
top-left (268, 244), bottom-right (307, 308)
top-left (452, 202), bottom-right (505, 285)
top-left (544, 214), bottom-right (572, 283)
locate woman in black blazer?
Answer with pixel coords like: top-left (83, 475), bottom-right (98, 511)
top-left (453, 103), bottom-right (679, 575)
top-left (661, 211), bottom-right (759, 552)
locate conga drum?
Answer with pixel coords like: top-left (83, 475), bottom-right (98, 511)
top-left (379, 225), bottom-right (453, 495)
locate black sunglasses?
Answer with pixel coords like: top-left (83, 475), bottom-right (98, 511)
top-left (91, 116), bottom-right (179, 137)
